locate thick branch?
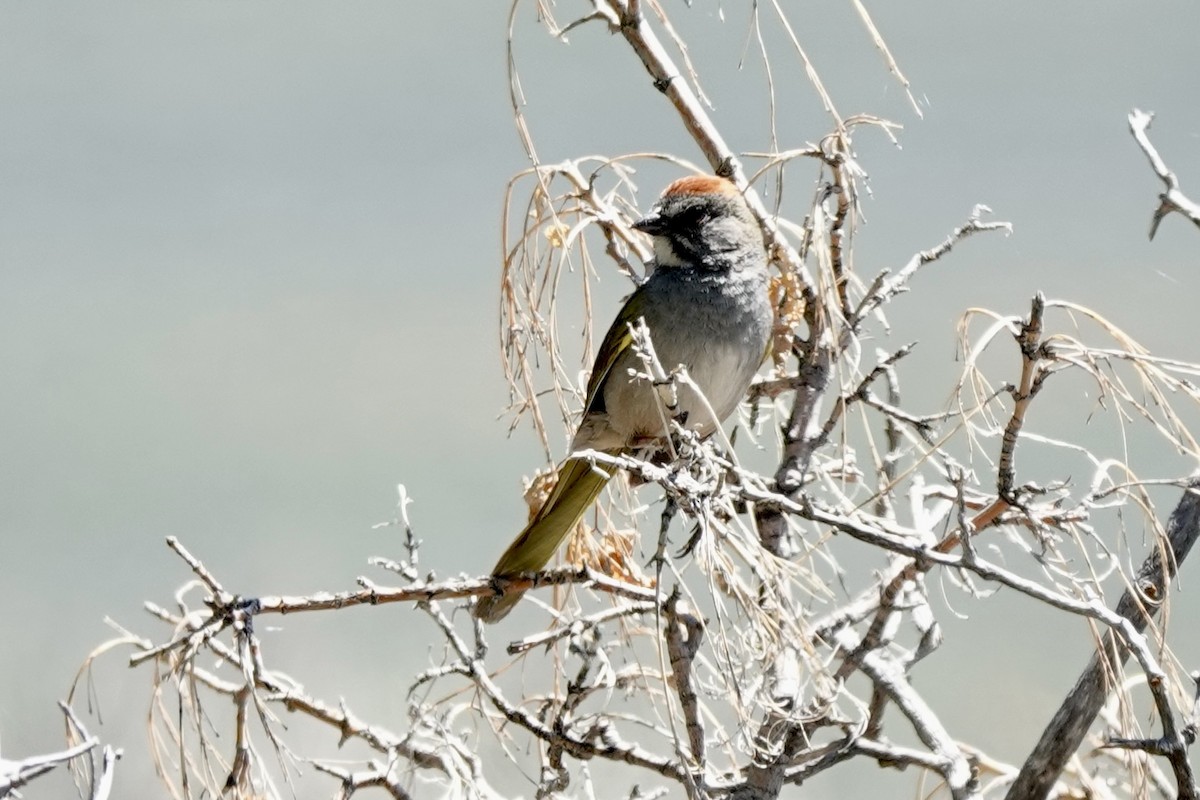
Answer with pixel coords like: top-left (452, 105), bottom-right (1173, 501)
top-left (664, 590), bottom-right (707, 788)
top-left (1005, 479), bottom-right (1200, 800)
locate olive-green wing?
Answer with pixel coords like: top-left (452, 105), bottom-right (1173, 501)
top-left (582, 287), bottom-right (646, 416)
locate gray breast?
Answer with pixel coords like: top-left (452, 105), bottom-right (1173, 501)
top-left (600, 265), bottom-right (771, 445)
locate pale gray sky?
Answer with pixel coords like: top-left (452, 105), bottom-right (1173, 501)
top-left (2, 2), bottom-right (1198, 797)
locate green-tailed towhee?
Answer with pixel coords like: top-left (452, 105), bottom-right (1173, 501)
top-left (475, 175), bottom-right (773, 622)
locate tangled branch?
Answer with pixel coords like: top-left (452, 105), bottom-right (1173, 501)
top-left (63, 5), bottom-right (1200, 800)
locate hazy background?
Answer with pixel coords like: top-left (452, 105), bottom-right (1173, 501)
top-left (2, 2), bottom-right (1198, 797)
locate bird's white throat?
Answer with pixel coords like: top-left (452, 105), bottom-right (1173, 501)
top-left (651, 235), bottom-right (685, 268)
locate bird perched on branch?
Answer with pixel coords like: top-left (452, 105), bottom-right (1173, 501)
top-left (475, 175), bottom-right (773, 623)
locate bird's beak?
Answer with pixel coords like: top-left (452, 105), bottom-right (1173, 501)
top-left (632, 211), bottom-right (666, 235)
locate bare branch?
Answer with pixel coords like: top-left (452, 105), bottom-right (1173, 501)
top-left (852, 205), bottom-right (1011, 329)
top-left (1129, 109), bottom-right (1200, 239)
top-left (1006, 479), bottom-right (1200, 800)
top-left (0, 704), bottom-right (103, 798)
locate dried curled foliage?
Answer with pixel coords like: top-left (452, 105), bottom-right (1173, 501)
top-left (63, 3), bottom-right (1200, 800)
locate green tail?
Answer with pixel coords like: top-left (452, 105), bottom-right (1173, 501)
top-left (474, 456), bottom-right (614, 623)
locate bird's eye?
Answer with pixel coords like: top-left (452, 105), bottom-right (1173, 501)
top-left (675, 205), bottom-right (708, 228)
